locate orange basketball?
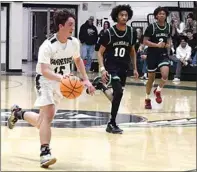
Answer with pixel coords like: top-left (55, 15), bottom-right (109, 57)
top-left (60, 76), bottom-right (84, 99)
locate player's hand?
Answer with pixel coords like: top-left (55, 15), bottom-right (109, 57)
top-left (101, 70), bottom-right (109, 84)
top-left (62, 73), bottom-right (74, 79)
top-left (133, 69), bottom-right (139, 80)
top-left (157, 42), bottom-right (165, 48)
top-left (165, 44), bottom-right (170, 48)
top-left (83, 79), bottom-right (96, 96)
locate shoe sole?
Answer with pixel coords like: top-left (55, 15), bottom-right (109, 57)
top-left (106, 128), bottom-right (123, 134)
top-left (41, 158), bottom-right (57, 168)
top-left (7, 112), bottom-right (16, 129)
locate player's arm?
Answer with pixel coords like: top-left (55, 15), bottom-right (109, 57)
top-left (97, 31), bottom-right (110, 83)
top-left (130, 29), bottom-right (137, 71)
top-left (165, 24), bottom-right (173, 49)
top-left (130, 29), bottom-right (139, 79)
top-left (39, 43), bottom-right (62, 82)
top-left (143, 24), bottom-right (164, 48)
top-left (97, 31), bottom-right (109, 72)
top-left (72, 38), bottom-right (95, 94)
top-left (130, 46), bottom-right (137, 71)
top-left (72, 39), bottom-right (88, 81)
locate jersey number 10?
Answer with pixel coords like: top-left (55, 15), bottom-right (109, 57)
top-left (114, 47), bottom-right (126, 57)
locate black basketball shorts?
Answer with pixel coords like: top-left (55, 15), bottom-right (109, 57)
top-left (106, 69), bottom-right (127, 87)
top-left (146, 52), bottom-right (170, 73)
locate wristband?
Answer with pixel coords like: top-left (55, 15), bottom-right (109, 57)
top-left (100, 66), bottom-right (105, 72)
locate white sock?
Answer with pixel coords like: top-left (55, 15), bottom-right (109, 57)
top-left (146, 94), bottom-right (150, 99)
top-left (156, 86), bottom-right (162, 92)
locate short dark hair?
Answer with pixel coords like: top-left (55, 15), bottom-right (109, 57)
top-left (153, 6), bottom-right (169, 19)
top-left (179, 36), bottom-right (188, 43)
top-left (186, 29), bottom-right (193, 34)
top-left (110, 5), bottom-right (133, 23)
top-left (53, 9), bottom-right (76, 31)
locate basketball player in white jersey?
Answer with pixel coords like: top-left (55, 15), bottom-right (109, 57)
top-left (7, 10), bottom-right (95, 168)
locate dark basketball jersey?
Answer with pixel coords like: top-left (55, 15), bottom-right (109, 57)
top-left (103, 25), bottom-right (134, 70)
top-left (144, 22), bottom-right (171, 54)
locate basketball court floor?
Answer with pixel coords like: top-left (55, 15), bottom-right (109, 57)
top-left (1, 72), bottom-right (196, 171)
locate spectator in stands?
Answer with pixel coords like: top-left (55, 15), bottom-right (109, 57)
top-left (172, 36), bottom-right (192, 82)
top-left (79, 16), bottom-right (98, 71)
top-left (95, 21), bottom-right (111, 52)
top-left (184, 13), bottom-right (197, 36)
top-left (138, 44), bottom-right (148, 80)
top-left (135, 28), bottom-right (143, 52)
top-left (135, 29), bottom-right (146, 79)
top-left (171, 14), bottom-right (185, 50)
top-left (186, 29), bottom-right (197, 66)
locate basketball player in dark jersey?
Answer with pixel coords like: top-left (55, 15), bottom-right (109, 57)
top-left (89, 5), bottom-right (138, 134)
top-left (143, 7), bottom-right (172, 109)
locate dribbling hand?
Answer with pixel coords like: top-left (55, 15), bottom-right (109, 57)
top-left (101, 70), bottom-right (109, 84)
top-left (83, 79), bottom-right (96, 96)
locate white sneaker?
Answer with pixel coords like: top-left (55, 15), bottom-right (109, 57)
top-left (40, 154), bottom-right (57, 168)
top-left (172, 78), bottom-right (180, 82)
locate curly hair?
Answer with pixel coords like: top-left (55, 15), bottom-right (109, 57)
top-left (110, 5), bottom-right (133, 22)
top-left (53, 9), bottom-right (76, 31)
top-left (153, 6), bottom-right (169, 19)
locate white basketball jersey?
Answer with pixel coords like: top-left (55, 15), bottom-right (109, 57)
top-left (36, 33), bottom-right (80, 75)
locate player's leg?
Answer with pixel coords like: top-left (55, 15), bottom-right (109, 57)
top-left (88, 74), bottom-right (113, 101)
top-left (154, 60), bottom-right (170, 104)
top-left (145, 56), bottom-right (157, 109)
top-left (106, 72), bottom-right (126, 134)
top-left (7, 105), bottom-right (40, 129)
top-left (7, 75), bottom-right (58, 168)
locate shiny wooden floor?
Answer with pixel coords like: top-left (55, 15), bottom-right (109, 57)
top-left (1, 73), bottom-right (196, 171)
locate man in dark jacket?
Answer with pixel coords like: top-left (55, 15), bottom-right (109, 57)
top-left (79, 16), bottom-right (98, 71)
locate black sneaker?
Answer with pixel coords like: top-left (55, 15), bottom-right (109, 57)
top-left (7, 104), bottom-right (21, 129)
top-left (91, 76), bottom-right (103, 90)
top-left (106, 122), bottom-right (123, 134)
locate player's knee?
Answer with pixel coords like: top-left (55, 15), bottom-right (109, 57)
top-left (162, 76), bottom-right (168, 82)
top-left (112, 81), bottom-right (123, 97)
top-left (42, 104), bottom-right (56, 123)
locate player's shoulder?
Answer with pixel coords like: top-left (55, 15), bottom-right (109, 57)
top-left (68, 36), bottom-right (80, 49)
top-left (68, 36), bottom-right (80, 44)
top-left (39, 34), bottom-right (57, 49)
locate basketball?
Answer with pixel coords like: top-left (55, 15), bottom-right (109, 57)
top-left (60, 76), bottom-right (84, 99)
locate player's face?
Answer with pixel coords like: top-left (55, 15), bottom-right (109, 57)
top-left (60, 17), bottom-right (75, 37)
top-left (156, 11), bottom-right (166, 22)
top-left (117, 11), bottom-right (128, 25)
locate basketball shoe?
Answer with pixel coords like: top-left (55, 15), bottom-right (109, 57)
top-left (106, 122), bottom-right (123, 134)
top-left (145, 99), bottom-right (152, 109)
top-left (7, 104), bottom-right (23, 129)
top-left (40, 146), bottom-right (57, 168)
top-left (153, 88), bottom-right (162, 104)
top-left (86, 74), bottom-right (111, 93)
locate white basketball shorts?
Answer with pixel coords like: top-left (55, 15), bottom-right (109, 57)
top-left (34, 74), bottom-right (63, 108)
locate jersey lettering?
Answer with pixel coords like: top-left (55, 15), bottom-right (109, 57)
top-left (50, 57), bottom-right (72, 66)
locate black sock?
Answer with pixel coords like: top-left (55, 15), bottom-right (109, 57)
top-left (40, 144), bottom-right (50, 156)
top-left (15, 110), bottom-right (26, 120)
